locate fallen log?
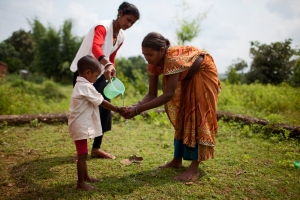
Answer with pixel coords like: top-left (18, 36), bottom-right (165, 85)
top-left (0, 110), bottom-right (299, 138)
top-left (0, 113), bottom-right (69, 126)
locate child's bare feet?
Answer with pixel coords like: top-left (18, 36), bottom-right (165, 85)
top-left (158, 158), bottom-right (183, 168)
top-left (85, 176), bottom-right (99, 183)
top-left (73, 154), bottom-right (78, 163)
top-left (76, 182), bottom-right (96, 191)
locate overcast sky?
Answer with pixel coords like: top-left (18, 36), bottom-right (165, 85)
top-left (0, 0), bottom-right (299, 74)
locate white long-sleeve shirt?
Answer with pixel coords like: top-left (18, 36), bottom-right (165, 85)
top-left (68, 76), bottom-right (104, 141)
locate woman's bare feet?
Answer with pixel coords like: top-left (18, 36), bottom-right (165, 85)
top-left (159, 157), bottom-right (183, 168)
top-left (85, 176), bottom-right (99, 183)
top-left (76, 182), bottom-right (96, 191)
top-left (174, 160), bottom-right (200, 181)
top-left (91, 148), bottom-right (116, 159)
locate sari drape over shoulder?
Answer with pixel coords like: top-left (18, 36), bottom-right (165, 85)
top-left (147, 46), bottom-right (221, 161)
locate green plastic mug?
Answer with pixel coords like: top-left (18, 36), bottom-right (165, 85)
top-left (294, 161), bottom-right (300, 169)
top-left (103, 77), bottom-right (125, 99)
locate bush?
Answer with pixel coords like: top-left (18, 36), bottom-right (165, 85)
top-left (0, 75), bottom-right (69, 115)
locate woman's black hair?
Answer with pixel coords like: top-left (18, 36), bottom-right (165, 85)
top-left (142, 32), bottom-right (170, 51)
top-left (77, 55), bottom-right (100, 75)
top-left (118, 2), bottom-right (140, 20)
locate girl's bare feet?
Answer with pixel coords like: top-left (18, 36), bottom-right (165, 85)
top-left (174, 160), bottom-right (200, 181)
top-left (76, 182), bottom-right (96, 191)
top-left (73, 154), bottom-right (78, 163)
top-left (159, 157), bottom-right (183, 168)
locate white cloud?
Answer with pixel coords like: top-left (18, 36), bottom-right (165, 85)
top-left (65, 2), bottom-right (100, 36)
top-left (0, 0), bottom-right (299, 74)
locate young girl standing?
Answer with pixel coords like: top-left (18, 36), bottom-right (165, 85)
top-left (69, 55), bottom-right (121, 191)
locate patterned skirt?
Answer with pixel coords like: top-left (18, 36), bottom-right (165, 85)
top-left (164, 53), bottom-right (221, 162)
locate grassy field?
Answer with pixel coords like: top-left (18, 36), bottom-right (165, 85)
top-left (1, 77), bottom-right (300, 126)
top-left (1, 76), bottom-right (300, 199)
top-left (0, 115), bottom-right (299, 200)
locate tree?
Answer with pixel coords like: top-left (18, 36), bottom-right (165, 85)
top-left (289, 50), bottom-right (300, 87)
top-left (0, 42), bottom-right (25, 73)
top-left (28, 18), bottom-right (82, 82)
top-left (30, 20), bottom-right (61, 80)
top-left (226, 67), bottom-right (239, 84)
top-left (226, 58), bottom-right (248, 84)
top-left (233, 58), bottom-right (248, 72)
top-left (29, 18), bottom-right (47, 73)
top-left (59, 19), bottom-right (82, 82)
top-left (246, 39), bottom-right (298, 85)
top-left (116, 55), bottom-right (149, 94)
top-left (116, 55), bottom-right (147, 82)
top-left (174, 1), bottom-right (207, 45)
top-left (4, 29), bottom-right (34, 67)
top-left (29, 18), bottom-right (46, 42)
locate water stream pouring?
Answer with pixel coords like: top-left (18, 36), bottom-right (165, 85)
top-left (103, 77), bottom-right (125, 99)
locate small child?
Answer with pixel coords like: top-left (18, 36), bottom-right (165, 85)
top-left (68, 55), bottom-right (120, 191)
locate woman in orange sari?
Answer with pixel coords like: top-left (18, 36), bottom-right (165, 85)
top-left (121, 32), bottom-right (221, 181)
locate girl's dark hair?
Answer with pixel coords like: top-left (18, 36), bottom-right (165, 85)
top-left (77, 55), bottom-right (100, 75)
top-left (142, 32), bottom-right (170, 51)
top-left (118, 2), bottom-right (140, 20)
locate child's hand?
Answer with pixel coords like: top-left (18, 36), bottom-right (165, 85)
top-left (119, 106), bottom-right (132, 118)
top-left (119, 106), bottom-right (137, 119)
top-left (118, 106), bottom-right (127, 114)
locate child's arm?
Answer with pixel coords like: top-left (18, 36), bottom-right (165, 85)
top-left (100, 100), bottom-right (120, 113)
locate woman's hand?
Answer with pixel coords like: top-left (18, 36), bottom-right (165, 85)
top-left (104, 64), bottom-right (116, 81)
top-left (119, 106), bottom-right (137, 119)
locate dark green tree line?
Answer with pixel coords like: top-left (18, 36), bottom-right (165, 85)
top-left (226, 39), bottom-right (300, 87)
top-left (29, 18), bottom-right (82, 82)
top-left (0, 18), bottom-right (82, 83)
top-left (246, 39), bottom-right (298, 85)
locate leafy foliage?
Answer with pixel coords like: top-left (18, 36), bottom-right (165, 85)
top-left (245, 39), bottom-right (299, 85)
top-left (34, 26), bottom-right (61, 80)
top-left (226, 58), bottom-right (248, 84)
top-left (4, 29), bottom-right (34, 66)
top-left (29, 18), bottom-right (82, 82)
top-left (0, 75), bottom-right (68, 115)
top-left (0, 18), bottom-right (82, 83)
top-left (116, 55), bottom-right (149, 94)
top-left (0, 42), bottom-right (24, 73)
top-left (1, 74), bottom-right (300, 127)
top-left (289, 51), bottom-right (300, 87)
top-left (174, 1), bottom-right (206, 45)
top-left (218, 81), bottom-right (300, 125)
top-left (226, 67), bottom-right (239, 84)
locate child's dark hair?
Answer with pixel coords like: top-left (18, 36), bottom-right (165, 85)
top-left (118, 2), bottom-right (140, 20)
top-left (77, 55), bottom-right (100, 75)
top-left (142, 32), bottom-right (170, 51)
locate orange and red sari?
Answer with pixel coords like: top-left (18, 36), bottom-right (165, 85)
top-left (148, 46), bottom-right (221, 162)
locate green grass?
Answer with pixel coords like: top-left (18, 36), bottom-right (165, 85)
top-left (1, 75), bottom-right (300, 199)
top-left (2, 76), bottom-right (300, 127)
top-left (218, 82), bottom-right (300, 125)
top-left (0, 116), bottom-right (299, 199)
